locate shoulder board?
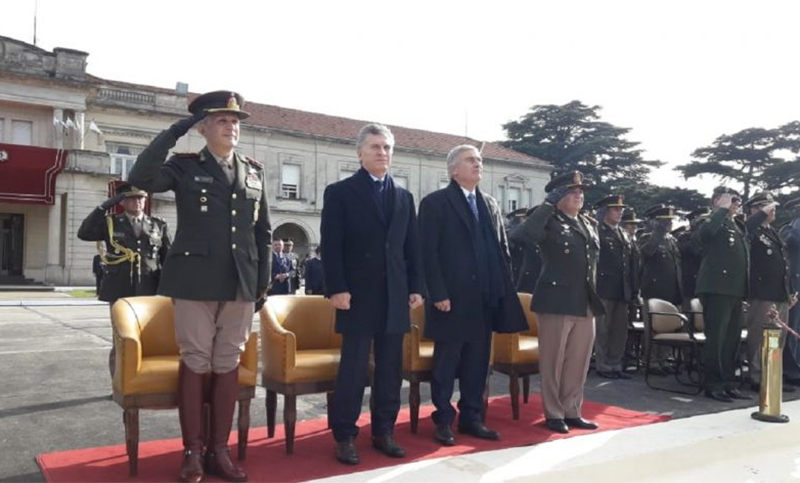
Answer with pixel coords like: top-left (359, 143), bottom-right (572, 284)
top-left (148, 215), bottom-right (165, 222)
top-left (245, 156), bottom-right (263, 169)
top-left (172, 152), bottom-right (199, 158)
top-left (581, 215), bottom-right (598, 226)
top-left (639, 232), bottom-right (652, 241)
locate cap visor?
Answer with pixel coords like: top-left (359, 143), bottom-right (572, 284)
top-left (205, 107), bottom-right (250, 119)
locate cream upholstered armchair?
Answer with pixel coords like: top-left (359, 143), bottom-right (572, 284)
top-left (492, 293), bottom-right (540, 420)
top-left (260, 295), bottom-right (341, 454)
top-left (111, 296), bottom-right (257, 476)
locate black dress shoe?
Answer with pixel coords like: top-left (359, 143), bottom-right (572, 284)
top-left (434, 425), bottom-right (455, 446)
top-left (705, 390), bottom-right (734, 402)
top-left (545, 419), bottom-right (569, 434)
top-left (335, 438), bottom-right (359, 465)
top-left (458, 421), bottom-right (500, 440)
top-left (372, 434), bottom-right (405, 458)
top-left (564, 417), bottom-right (599, 430)
top-left (596, 370), bottom-right (619, 379)
top-left (613, 370), bottom-right (632, 380)
top-left (725, 388), bottom-right (751, 400)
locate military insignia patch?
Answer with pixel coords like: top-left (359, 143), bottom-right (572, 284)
top-left (245, 173), bottom-right (261, 189)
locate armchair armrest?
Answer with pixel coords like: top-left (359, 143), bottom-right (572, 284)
top-left (648, 311), bottom-right (699, 340)
top-left (259, 305), bottom-right (297, 380)
top-left (111, 300), bottom-right (143, 394)
top-left (403, 324), bottom-right (421, 370)
top-left (241, 332), bottom-right (258, 374)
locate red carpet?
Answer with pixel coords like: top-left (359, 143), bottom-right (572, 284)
top-left (37, 395), bottom-right (669, 482)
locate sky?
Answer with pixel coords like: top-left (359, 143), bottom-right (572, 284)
top-left (3, 0), bottom-right (799, 196)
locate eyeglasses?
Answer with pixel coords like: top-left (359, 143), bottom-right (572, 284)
top-left (732, 196), bottom-right (741, 204)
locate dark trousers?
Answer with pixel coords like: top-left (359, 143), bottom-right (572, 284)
top-left (330, 331), bottom-right (403, 442)
top-left (700, 293), bottom-right (744, 392)
top-left (430, 322), bottom-right (492, 428)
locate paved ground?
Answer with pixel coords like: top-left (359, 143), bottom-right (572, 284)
top-left (0, 294), bottom-right (797, 482)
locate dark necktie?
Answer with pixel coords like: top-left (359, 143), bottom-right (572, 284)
top-left (374, 179), bottom-right (385, 213)
top-left (467, 193), bottom-right (479, 221)
top-left (131, 217), bottom-right (142, 237)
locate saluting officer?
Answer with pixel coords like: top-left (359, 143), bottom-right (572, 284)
top-left (693, 186), bottom-right (762, 402)
top-left (77, 182), bottom-right (170, 377)
top-left (506, 208), bottom-right (528, 284)
top-left (593, 195), bottom-right (634, 379)
top-left (638, 204), bottom-right (682, 375)
top-left (743, 192), bottom-right (796, 391)
top-left (509, 205), bottom-right (543, 294)
top-left (677, 207), bottom-right (709, 310)
top-left (621, 210), bottom-right (643, 299)
top-left (515, 171), bottom-right (605, 434)
top-left (129, 90), bottom-right (271, 483)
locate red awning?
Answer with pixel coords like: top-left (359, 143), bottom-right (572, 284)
top-left (0, 143), bottom-right (67, 205)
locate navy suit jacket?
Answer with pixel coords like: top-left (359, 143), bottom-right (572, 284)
top-left (321, 169), bottom-right (423, 335)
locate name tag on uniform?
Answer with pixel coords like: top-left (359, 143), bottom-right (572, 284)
top-left (194, 176), bottom-right (213, 184)
top-left (113, 231), bottom-right (126, 238)
top-left (245, 173), bottom-right (261, 189)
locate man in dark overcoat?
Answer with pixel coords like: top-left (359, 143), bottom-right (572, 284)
top-left (129, 90), bottom-right (270, 483)
top-left (514, 171), bottom-right (605, 434)
top-left (304, 246), bottom-right (325, 295)
top-left (320, 123), bottom-right (424, 465)
top-left (419, 144), bottom-right (527, 446)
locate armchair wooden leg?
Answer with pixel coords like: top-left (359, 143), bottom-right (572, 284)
top-left (523, 375), bottom-right (530, 404)
top-left (410, 379), bottom-right (421, 434)
top-left (326, 391), bottom-right (333, 429)
top-left (509, 370), bottom-right (520, 420)
top-left (266, 390), bottom-right (277, 438)
top-left (123, 408), bottom-right (139, 476)
top-left (284, 395), bottom-right (297, 455)
top-left (481, 370), bottom-right (490, 422)
top-left (237, 398), bottom-right (250, 461)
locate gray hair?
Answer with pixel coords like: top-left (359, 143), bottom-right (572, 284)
top-left (356, 123), bottom-right (395, 150)
top-left (446, 144), bottom-right (480, 178)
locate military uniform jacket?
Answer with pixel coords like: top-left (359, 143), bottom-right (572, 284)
top-left (419, 182), bottom-right (527, 342)
top-left (596, 222), bottom-right (634, 302)
top-left (320, 169), bottom-right (423, 335)
top-left (638, 229), bottom-right (682, 305)
top-left (509, 222), bottom-right (542, 294)
top-left (77, 208), bottom-right (170, 303)
top-left (693, 208), bottom-right (764, 299)
top-left (749, 221), bottom-right (791, 302)
top-left (677, 229), bottom-right (703, 299)
top-left (517, 203), bottom-right (605, 317)
top-left (128, 130), bottom-right (272, 302)
top-left (780, 218), bottom-right (800, 295)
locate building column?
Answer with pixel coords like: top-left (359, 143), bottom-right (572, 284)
top-left (75, 111), bottom-right (85, 149)
top-left (53, 108), bottom-right (64, 150)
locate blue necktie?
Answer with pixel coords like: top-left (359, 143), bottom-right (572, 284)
top-left (467, 193), bottom-right (479, 221)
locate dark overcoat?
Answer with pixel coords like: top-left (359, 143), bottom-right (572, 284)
top-left (320, 168), bottom-right (423, 335)
top-left (418, 182), bottom-right (527, 342)
top-left (128, 130), bottom-right (272, 301)
top-left (596, 222), bottom-right (634, 302)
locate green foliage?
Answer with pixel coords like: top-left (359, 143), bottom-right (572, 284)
top-left (502, 100), bottom-right (663, 185)
top-left (677, 122), bottom-right (800, 199)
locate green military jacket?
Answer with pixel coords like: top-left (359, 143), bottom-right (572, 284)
top-left (128, 130), bottom-right (272, 302)
top-left (693, 208), bottom-right (765, 298)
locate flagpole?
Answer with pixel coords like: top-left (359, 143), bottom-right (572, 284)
top-left (33, 0), bottom-right (38, 46)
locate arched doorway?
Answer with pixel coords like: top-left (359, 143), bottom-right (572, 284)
top-left (273, 223), bottom-right (311, 259)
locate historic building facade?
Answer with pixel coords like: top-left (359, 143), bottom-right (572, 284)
top-left (0, 35), bottom-right (551, 286)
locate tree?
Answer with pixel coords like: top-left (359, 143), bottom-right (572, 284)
top-left (614, 179), bottom-right (709, 216)
top-left (760, 121), bottom-right (800, 191)
top-left (677, 122), bottom-right (800, 199)
top-left (502, 100), bottom-right (664, 188)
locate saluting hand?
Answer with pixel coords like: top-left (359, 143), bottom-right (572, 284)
top-left (99, 193), bottom-right (126, 211)
top-left (168, 111), bottom-right (207, 138)
top-left (409, 293), bottom-right (424, 309)
top-left (762, 202), bottom-right (778, 217)
top-left (330, 292), bottom-right (351, 310)
top-left (434, 299), bottom-right (451, 312)
top-left (715, 193), bottom-right (732, 210)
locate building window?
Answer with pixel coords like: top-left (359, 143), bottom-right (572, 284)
top-left (108, 144), bottom-right (142, 181)
top-left (393, 176), bottom-right (408, 190)
top-left (281, 163), bottom-right (301, 199)
top-left (507, 187), bottom-right (521, 212)
top-left (11, 120), bottom-right (32, 145)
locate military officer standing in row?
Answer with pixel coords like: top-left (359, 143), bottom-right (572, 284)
top-left (638, 204), bottom-right (682, 375)
top-left (693, 187), bottom-right (762, 402)
top-left (77, 182), bottom-right (170, 377)
top-left (509, 206), bottom-right (542, 294)
top-left (780, 198), bottom-right (800, 386)
top-left (743, 192), bottom-right (796, 392)
top-left (130, 90), bottom-right (271, 483)
top-left (676, 207), bottom-right (709, 310)
top-left (515, 171), bottom-right (605, 434)
top-left (594, 195), bottom-right (634, 379)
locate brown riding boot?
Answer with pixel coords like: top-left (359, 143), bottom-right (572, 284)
top-left (178, 362), bottom-right (206, 483)
top-left (205, 368), bottom-right (247, 482)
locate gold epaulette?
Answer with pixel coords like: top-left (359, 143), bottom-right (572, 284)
top-left (245, 156), bottom-right (263, 169)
